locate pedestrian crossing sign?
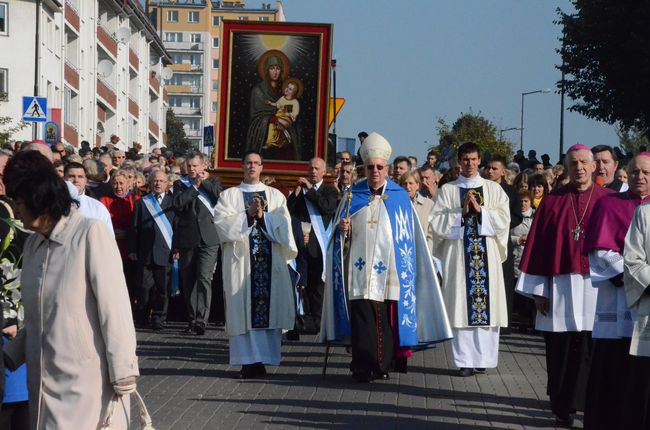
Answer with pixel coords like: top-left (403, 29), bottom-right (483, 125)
top-left (22, 96), bottom-right (48, 122)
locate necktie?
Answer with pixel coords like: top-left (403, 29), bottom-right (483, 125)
top-left (157, 194), bottom-right (163, 204)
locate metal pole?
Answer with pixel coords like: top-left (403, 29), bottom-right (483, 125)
top-left (33, 0), bottom-right (41, 140)
top-left (558, 68), bottom-right (564, 161)
top-left (332, 59), bottom-right (337, 136)
top-left (519, 92), bottom-right (524, 151)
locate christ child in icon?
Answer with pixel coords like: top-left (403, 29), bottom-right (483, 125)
top-left (263, 77), bottom-right (303, 149)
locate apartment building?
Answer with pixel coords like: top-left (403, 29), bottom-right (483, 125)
top-left (146, 0), bottom-right (282, 151)
top-left (0, 0), bottom-right (171, 152)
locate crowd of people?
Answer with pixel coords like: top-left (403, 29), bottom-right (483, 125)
top-left (0, 132), bottom-right (648, 429)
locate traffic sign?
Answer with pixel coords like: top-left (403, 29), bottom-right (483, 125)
top-left (22, 97), bottom-right (48, 122)
top-left (203, 125), bottom-right (214, 147)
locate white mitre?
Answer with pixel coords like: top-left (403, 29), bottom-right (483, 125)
top-left (359, 132), bottom-right (392, 162)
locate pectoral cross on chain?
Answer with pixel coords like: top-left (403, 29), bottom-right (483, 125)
top-left (573, 225), bottom-right (581, 241)
top-left (367, 219), bottom-right (378, 228)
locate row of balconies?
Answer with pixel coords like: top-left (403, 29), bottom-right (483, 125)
top-left (164, 41), bottom-right (205, 51)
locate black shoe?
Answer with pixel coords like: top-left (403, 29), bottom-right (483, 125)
top-left (238, 364), bottom-right (257, 379)
top-left (351, 371), bottom-right (372, 383)
top-left (554, 413), bottom-right (574, 428)
top-left (253, 363), bottom-right (267, 377)
top-left (500, 328), bottom-right (512, 335)
top-left (371, 372), bottom-right (390, 381)
top-left (215, 320), bottom-right (226, 327)
top-left (458, 368), bottom-right (474, 377)
top-left (285, 329), bottom-right (300, 341)
top-left (183, 323), bottom-right (195, 334)
top-left (151, 320), bottom-right (164, 331)
top-left (474, 368), bottom-right (486, 374)
top-left (194, 322), bottom-right (206, 335)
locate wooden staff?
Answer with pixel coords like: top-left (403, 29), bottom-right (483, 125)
top-left (343, 190), bottom-right (352, 240)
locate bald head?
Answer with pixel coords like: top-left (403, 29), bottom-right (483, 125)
top-left (22, 142), bottom-right (53, 162)
top-left (628, 154), bottom-right (650, 198)
top-left (308, 157), bottom-right (326, 184)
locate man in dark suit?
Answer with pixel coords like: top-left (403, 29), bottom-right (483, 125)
top-left (173, 153), bottom-right (222, 335)
top-left (129, 170), bottom-right (175, 330)
top-left (486, 156), bottom-right (523, 334)
top-left (287, 157), bottom-right (338, 333)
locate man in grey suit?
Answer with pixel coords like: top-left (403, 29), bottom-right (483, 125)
top-left (173, 153), bottom-right (222, 335)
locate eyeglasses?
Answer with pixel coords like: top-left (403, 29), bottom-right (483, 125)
top-left (366, 164), bottom-right (386, 171)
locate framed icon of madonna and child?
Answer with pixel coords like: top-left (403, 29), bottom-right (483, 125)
top-left (215, 21), bottom-right (332, 173)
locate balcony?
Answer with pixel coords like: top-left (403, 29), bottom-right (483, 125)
top-left (171, 106), bottom-right (202, 116)
top-left (185, 129), bottom-right (202, 137)
top-left (128, 98), bottom-right (139, 118)
top-left (97, 78), bottom-right (117, 109)
top-left (149, 117), bottom-right (159, 136)
top-left (97, 25), bottom-right (117, 58)
top-left (149, 72), bottom-right (160, 94)
top-left (64, 61), bottom-right (79, 90)
top-left (129, 49), bottom-right (139, 71)
top-left (64, 122), bottom-right (79, 147)
top-left (166, 85), bottom-right (201, 94)
top-left (170, 63), bottom-right (192, 72)
top-left (64, 2), bottom-right (80, 31)
top-left (164, 41), bottom-right (204, 51)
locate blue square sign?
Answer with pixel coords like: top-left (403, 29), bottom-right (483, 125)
top-left (22, 97), bottom-right (48, 122)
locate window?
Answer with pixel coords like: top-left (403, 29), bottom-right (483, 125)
top-left (171, 53), bottom-right (183, 64)
top-left (0, 68), bottom-right (7, 100)
top-left (212, 59), bottom-right (219, 69)
top-left (165, 32), bottom-right (183, 42)
top-left (189, 97), bottom-right (200, 108)
top-left (212, 16), bottom-right (220, 26)
top-left (238, 16), bottom-right (249, 21)
top-left (167, 10), bottom-right (178, 22)
top-left (0, 3), bottom-right (8, 36)
top-left (191, 33), bottom-right (201, 43)
top-left (259, 16), bottom-right (270, 22)
top-left (188, 11), bottom-right (199, 23)
top-left (63, 86), bottom-right (73, 125)
top-left (212, 37), bottom-right (219, 48)
top-left (169, 96), bottom-right (182, 108)
top-left (211, 101), bottom-right (217, 112)
top-left (190, 54), bottom-right (201, 65)
top-left (212, 79), bottom-right (218, 91)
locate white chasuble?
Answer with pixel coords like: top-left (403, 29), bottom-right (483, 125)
top-left (214, 182), bottom-right (297, 338)
top-left (624, 204), bottom-right (650, 356)
top-left (431, 176), bottom-right (510, 329)
top-left (347, 196), bottom-right (400, 302)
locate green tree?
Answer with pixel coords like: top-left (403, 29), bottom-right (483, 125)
top-left (0, 94), bottom-right (27, 148)
top-left (617, 126), bottom-right (649, 156)
top-left (431, 112), bottom-right (513, 161)
top-left (558, 1), bottom-right (650, 130)
top-left (166, 108), bottom-right (194, 155)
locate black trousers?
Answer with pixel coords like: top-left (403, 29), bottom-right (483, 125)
top-left (544, 331), bottom-right (592, 418)
top-left (179, 245), bottom-right (219, 325)
top-left (620, 354), bottom-right (650, 430)
top-left (136, 262), bottom-right (169, 324)
top-left (350, 299), bottom-right (394, 376)
top-left (0, 401), bottom-right (29, 429)
top-left (304, 252), bottom-right (325, 327)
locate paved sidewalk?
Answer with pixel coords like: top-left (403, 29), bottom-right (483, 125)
top-left (134, 324), bottom-right (579, 429)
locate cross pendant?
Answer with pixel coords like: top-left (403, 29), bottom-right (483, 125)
top-left (367, 219), bottom-right (378, 228)
top-left (573, 225), bottom-right (581, 241)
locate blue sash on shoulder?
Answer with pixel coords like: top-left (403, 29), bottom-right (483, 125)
top-left (180, 176), bottom-right (216, 216)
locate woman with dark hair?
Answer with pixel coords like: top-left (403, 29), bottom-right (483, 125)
top-left (528, 173), bottom-right (549, 209)
top-left (3, 151), bottom-right (138, 429)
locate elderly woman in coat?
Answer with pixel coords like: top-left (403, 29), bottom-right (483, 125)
top-left (3, 151), bottom-right (138, 429)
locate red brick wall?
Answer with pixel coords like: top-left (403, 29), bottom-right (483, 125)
top-left (97, 25), bottom-right (117, 57)
top-left (129, 49), bottom-right (139, 71)
top-left (64, 4), bottom-right (80, 31)
top-left (129, 98), bottom-right (139, 118)
top-left (64, 123), bottom-right (78, 147)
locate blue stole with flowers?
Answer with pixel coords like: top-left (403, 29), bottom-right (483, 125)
top-left (330, 179), bottom-right (419, 347)
top-left (460, 186), bottom-right (490, 326)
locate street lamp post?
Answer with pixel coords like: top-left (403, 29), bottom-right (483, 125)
top-left (520, 88), bottom-right (551, 151)
top-left (499, 127), bottom-right (521, 141)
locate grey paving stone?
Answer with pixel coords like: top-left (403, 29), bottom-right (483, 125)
top-left (131, 324), bottom-right (577, 429)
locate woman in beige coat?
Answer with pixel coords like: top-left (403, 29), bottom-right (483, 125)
top-left (3, 151), bottom-right (139, 429)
